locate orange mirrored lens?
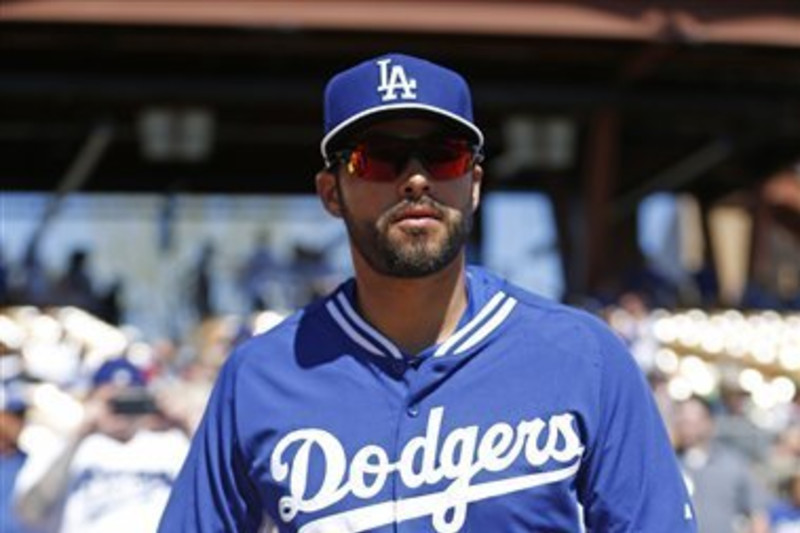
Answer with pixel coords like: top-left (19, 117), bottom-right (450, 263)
top-left (345, 137), bottom-right (475, 182)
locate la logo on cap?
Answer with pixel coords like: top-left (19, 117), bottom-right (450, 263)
top-left (376, 58), bottom-right (417, 102)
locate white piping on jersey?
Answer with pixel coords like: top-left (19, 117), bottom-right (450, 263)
top-left (327, 289), bottom-right (517, 360)
top-left (433, 291), bottom-right (506, 357)
top-left (297, 461), bottom-right (580, 533)
top-left (334, 293), bottom-right (404, 360)
top-left (453, 297), bottom-right (517, 355)
top-left (325, 301), bottom-right (386, 357)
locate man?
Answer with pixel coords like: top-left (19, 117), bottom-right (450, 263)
top-left (0, 380), bottom-right (42, 533)
top-left (14, 358), bottom-right (190, 533)
top-left (673, 395), bottom-right (768, 533)
top-left (158, 53), bottom-right (696, 532)
top-left (769, 465), bottom-right (800, 533)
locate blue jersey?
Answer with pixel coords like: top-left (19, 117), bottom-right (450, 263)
top-left (159, 266), bottom-right (696, 532)
top-left (770, 501), bottom-right (800, 533)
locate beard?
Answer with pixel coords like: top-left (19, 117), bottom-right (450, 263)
top-left (339, 189), bottom-right (473, 278)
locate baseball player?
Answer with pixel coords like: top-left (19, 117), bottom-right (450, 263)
top-left (14, 358), bottom-right (190, 533)
top-left (158, 53), bottom-right (697, 532)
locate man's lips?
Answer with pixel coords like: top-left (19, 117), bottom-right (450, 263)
top-left (391, 204), bottom-right (443, 223)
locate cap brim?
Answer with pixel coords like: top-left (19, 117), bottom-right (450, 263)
top-left (321, 103), bottom-right (484, 161)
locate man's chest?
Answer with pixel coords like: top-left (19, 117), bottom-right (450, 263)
top-left (240, 352), bottom-right (593, 532)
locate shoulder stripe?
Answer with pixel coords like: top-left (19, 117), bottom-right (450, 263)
top-left (434, 291), bottom-right (507, 358)
top-left (453, 297), bottom-right (517, 355)
top-left (335, 293), bottom-right (404, 360)
top-left (325, 300), bottom-right (386, 357)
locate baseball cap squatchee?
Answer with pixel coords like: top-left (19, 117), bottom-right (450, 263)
top-left (320, 53), bottom-right (484, 163)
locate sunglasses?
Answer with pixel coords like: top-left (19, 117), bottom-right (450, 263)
top-left (329, 135), bottom-right (482, 182)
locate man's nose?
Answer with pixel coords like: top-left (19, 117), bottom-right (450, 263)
top-left (398, 158), bottom-right (431, 199)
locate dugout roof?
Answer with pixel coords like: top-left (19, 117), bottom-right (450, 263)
top-left (2, 1), bottom-right (798, 199)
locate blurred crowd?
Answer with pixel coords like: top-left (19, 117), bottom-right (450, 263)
top-left (604, 291), bottom-right (800, 533)
top-left (0, 240), bottom-right (123, 326)
top-left (1, 272), bottom-right (799, 532)
top-left (0, 304), bottom-right (224, 533)
top-left (0, 231), bottom-right (340, 333)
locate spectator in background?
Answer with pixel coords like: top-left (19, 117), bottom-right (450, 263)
top-left (13, 358), bottom-right (189, 533)
top-left (19, 229), bottom-right (50, 307)
top-left (238, 231), bottom-right (280, 312)
top-left (0, 244), bottom-right (8, 306)
top-left (286, 242), bottom-right (335, 307)
top-left (692, 263), bottom-right (720, 308)
top-left (0, 381), bottom-right (42, 533)
top-left (53, 248), bottom-right (98, 313)
top-left (673, 395), bottom-right (769, 533)
top-left (769, 467), bottom-right (800, 533)
top-left (97, 278), bottom-right (124, 325)
top-left (190, 241), bottom-right (216, 320)
top-left (607, 291), bottom-right (659, 372)
top-left (647, 370), bottom-right (676, 440)
top-left (765, 425), bottom-right (800, 499)
top-left (716, 381), bottom-right (771, 464)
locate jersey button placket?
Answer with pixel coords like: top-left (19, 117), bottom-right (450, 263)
top-left (396, 397), bottom-right (428, 533)
top-left (393, 362), bottom-right (428, 532)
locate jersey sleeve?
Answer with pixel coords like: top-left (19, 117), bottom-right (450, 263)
top-left (157, 352), bottom-right (264, 532)
top-left (577, 322), bottom-right (697, 532)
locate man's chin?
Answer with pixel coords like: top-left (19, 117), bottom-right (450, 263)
top-left (387, 241), bottom-right (444, 264)
top-left (388, 223), bottom-right (440, 240)
top-left (382, 247), bottom-right (457, 278)
top-left (382, 262), bottom-right (446, 279)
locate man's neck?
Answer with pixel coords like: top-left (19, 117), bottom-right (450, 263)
top-left (352, 256), bottom-right (468, 355)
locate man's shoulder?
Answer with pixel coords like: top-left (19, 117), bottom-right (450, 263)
top-left (223, 295), bottom-right (348, 376)
top-left (234, 299), bottom-right (318, 349)
top-left (471, 266), bottom-right (612, 338)
top-left (469, 266), bottom-right (632, 372)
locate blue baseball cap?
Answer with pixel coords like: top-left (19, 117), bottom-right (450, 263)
top-left (91, 357), bottom-right (146, 388)
top-left (321, 53), bottom-right (484, 161)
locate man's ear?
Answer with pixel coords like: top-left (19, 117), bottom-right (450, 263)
top-left (470, 164), bottom-right (483, 212)
top-left (316, 170), bottom-right (343, 218)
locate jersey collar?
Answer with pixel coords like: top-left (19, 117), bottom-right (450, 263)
top-left (324, 267), bottom-right (517, 361)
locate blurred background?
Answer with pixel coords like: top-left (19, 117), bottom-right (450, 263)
top-left (1, 1), bottom-right (799, 532)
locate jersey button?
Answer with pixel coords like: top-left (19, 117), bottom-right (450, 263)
top-left (407, 404), bottom-right (420, 417)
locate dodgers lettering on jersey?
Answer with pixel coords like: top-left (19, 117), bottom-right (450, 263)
top-left (272, 407), bottom-right (583, 532)
top-left (159, 266), bottom-right (697, 533)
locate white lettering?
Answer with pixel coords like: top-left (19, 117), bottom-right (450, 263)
top-left (439, 424), bottom-right (478, 479)
top-left (271, 429), bottom-right (348, 521)
top-left (349, 445), bottom-right (390, 500)
top-left (398, 407), bottom-right (444, 488)
top-left (550, 413), bottom-right (586, 463)
top-left (270, 408), bottom-right (584, 532)
top-left (519, 417), bottom-right (550, 466)
top-left (476, 422), bottom-right (517, 472)
top-left (377, 58), bottom-right (418, 102)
